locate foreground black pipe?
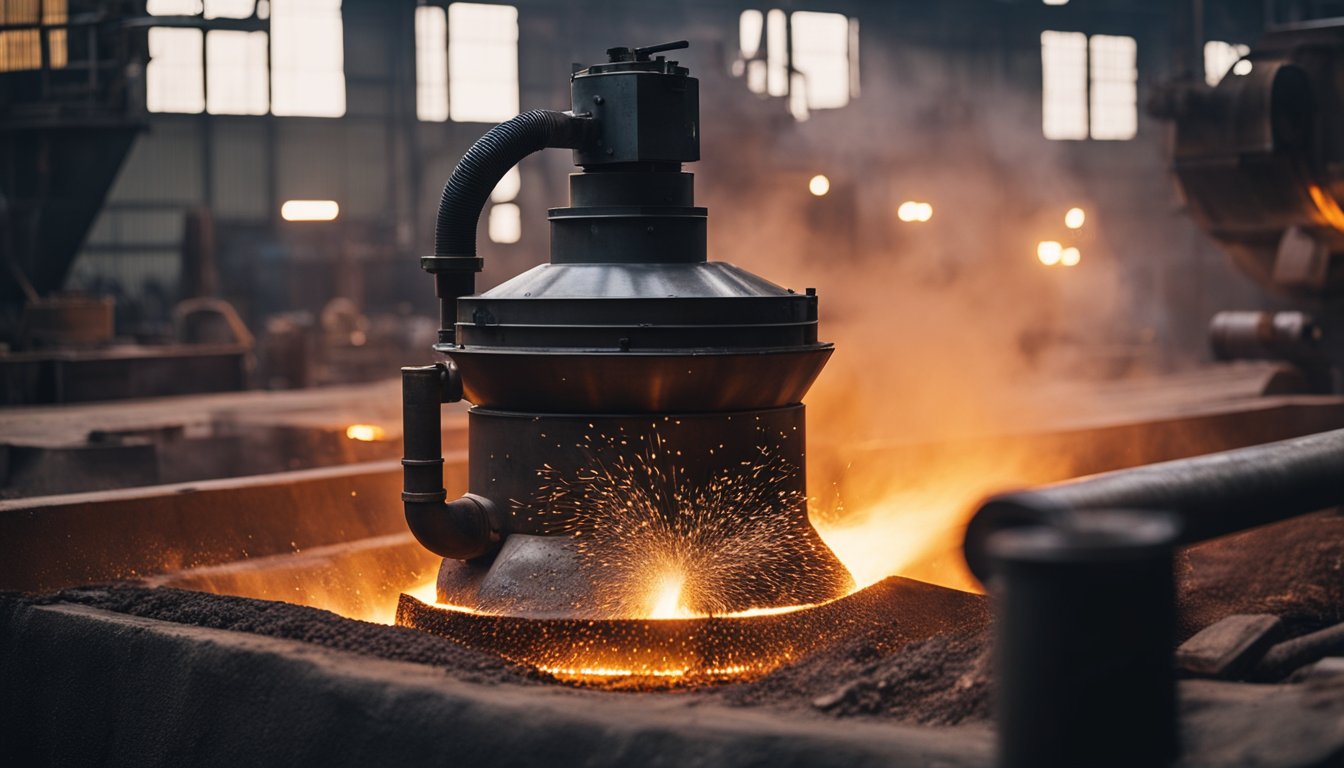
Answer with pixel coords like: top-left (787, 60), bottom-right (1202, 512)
top-left (424, 110), bottom-right (594, 344)
top-left (401, 363), bottom-right (498, 560)
top-left (964, 427), bottom-right (1344, 584)
top-left (989, 510), bottom-right (1180, 768)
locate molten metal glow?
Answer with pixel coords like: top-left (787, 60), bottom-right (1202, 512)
top-left (344, 424), bottom-right (385, 442)
top-left (1308, 184), bottom-right (1344, 233)
top-left (405, 579), bottom-right (439, 606)
top-left (1064, 207), bottom-right (1086, 229)
top-left (808, 174), bottom-right (831, 197)
top-left (647, 570), bottom-right (695, 619)
top-left (1037, 240), bottom-right (1062, 265)
top-left (536, 663), bottom-right (761, 684)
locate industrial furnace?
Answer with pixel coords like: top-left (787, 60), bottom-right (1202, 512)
top-left (5, 4), bottom-right (1344, 768)
top-left (400, 42), bottom-right (852, 619)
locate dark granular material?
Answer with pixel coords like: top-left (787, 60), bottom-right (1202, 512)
top-left (28, 584), bottom-right (541, 686)
top-left (1177, 511), bottom-right (1344, 640)
top-left (719, 619), bottom-right (991, 725)
top-left (17, 509), bottom-right (1344, 727)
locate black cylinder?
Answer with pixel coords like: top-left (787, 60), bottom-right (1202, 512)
top-left (989, 511), bottom-right (1180, 768)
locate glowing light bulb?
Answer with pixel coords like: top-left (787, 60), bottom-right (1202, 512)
top-left (808, 174), bottom-right (831, 196)
top-left (1060, 246), bottom-right (1081, 266)
top-left (1037, 241), bottom-right (1063, 266)
top-left (1065, 207), bottom-right (1086, 229)
top-left (345, 424), bottom-right (385, 442)
top-left (898, 201), bottom-right (933, 223)
top-left (281, 199), bottom-right (339, 221)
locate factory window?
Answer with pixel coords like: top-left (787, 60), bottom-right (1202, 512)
top-left (146, 0), bottom-right (345, 117)
top-left (146, 0), bottom-right (204, 13)
top-left (791, 11), bottom-right (851, 115)
top-left (0, 0), bottom-right (67, 73)
top-left (271, 0), bottom-right (345, 117)
top-left (147, 28), bottom-right (206, 113)
top-left (1041, 31), bottom-right (1137, 141)
top-left (739, 10), bottom-right (766, 93)
top-left (448, 3), bottom-right (519, 123)
top-left (1088, 35), bottom-right (1137, 140)
top-left (735, 8), bottom-right (858, 121)
top-left (488, 204), bottom-right (522, 243)
top-left (207, 31), bottom-right (269, 115)
top-left (1204, 41), bottom-right (1251, 86)
top-left (766, 9), bottom-right (788, 98)
top-left (205, 0), bottom-right (258, 17)
top-left (487, 166), bottom-right (521, 243)
top-left (415, 5), bottom-right (450, 122)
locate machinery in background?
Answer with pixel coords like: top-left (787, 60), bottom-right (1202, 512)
top-left (1155, 19), bottom-right (1344, 392)
top-left (0, 3), bottom-right (254, 404)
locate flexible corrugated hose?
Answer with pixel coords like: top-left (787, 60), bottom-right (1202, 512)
top-left (432, 109), bottom-right (593, 262)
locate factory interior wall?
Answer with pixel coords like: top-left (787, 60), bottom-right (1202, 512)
top-left (65, 0), bottom-right (1276, 367)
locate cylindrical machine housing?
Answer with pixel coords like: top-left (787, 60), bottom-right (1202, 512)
top-left (406, 42), bottom-right (853, 618)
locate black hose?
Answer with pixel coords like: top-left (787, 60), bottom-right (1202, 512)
top-left (424, 110), bottom-right (592, 345)
top-left (431, 109), bottom-right (593, 262)
top-left (963, 427), bottom-right (1344, 583)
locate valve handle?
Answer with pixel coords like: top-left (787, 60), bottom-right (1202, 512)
top-left (606, 40), bottom-right (689, 62)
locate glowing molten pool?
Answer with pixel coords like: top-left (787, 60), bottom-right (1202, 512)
top-left (395, 576), bottom-right (985, 689)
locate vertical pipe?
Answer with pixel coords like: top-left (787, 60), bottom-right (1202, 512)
top-left (402, 362), bottom-right (495, 560)
top-left (990, 511), bottom-right (1180, 768)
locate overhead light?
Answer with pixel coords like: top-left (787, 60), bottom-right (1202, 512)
top-left (898, 201), bottom-right (933, 223)
top-left (281, 200), bottom-right (340, 221)
top-left (1037, 241), bottom-right (1063, 265)
top-left (1065, 207), bottom-right (1086, 229)
top-left (808, 174), bottom-right (831, 197)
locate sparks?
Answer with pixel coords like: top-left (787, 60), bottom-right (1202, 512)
top-left (519, 426), bottom-right (853, 618)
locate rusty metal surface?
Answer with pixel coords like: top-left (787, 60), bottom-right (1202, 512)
top-left (397, 576), bottom-right (987, 687)
top-left (0, 456), bottom-right (464, 593)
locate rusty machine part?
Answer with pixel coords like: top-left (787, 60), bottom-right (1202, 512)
top-left (1209, 309), bottom-right (1323, 362)
top-left (1156, 23), bottom-right (1344, 305)
top-left (1209, 309), bottom-right (1336, 391)
top-left (1153, 20), bottom-right (1344, 393)
top-left (401, 42), bottom-right (853, 619)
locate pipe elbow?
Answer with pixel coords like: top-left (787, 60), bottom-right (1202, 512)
top-left (404, 493), bottom-right (501, 561)
top-left (430, 109), bottom-right (596, 267)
